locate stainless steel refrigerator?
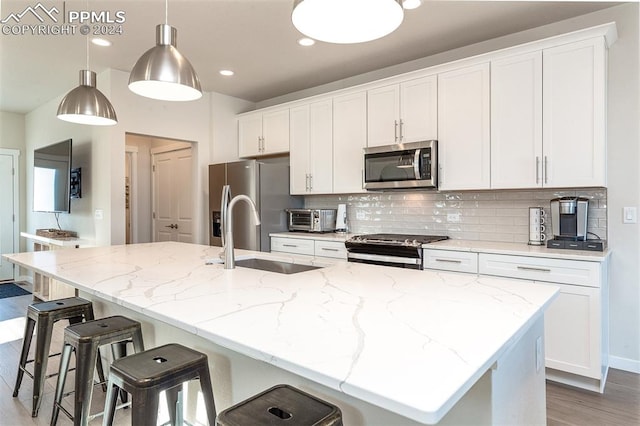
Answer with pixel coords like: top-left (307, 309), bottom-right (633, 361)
top-left (209, 157), bottom-right (302, 251)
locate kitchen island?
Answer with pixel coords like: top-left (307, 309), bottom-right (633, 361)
top-left (4, 241), bottom-right (558, 425)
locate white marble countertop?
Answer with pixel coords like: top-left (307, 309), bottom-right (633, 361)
top-left (270, 232), bottom-right (353, 242)
top-left (425, 239), bottom-right (610, 262)
top-left (4, 242), bottom-right (557, 424)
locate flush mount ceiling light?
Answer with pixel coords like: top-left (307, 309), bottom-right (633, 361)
top-left (291, 0), bottom-right (404, 44)
top-left (57, 34), bottom-right (117, 126)
top-left (128, 0), bottom-right (202, 101)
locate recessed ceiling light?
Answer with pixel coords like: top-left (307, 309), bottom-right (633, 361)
top-left (402, 0), bottom-right (421, 10)
top-left (298, 37), bottom-right (315, 47)
top-left (219, 70), bottom-right (234, 76)
top-left (91, 38), bottom-right (112, 47)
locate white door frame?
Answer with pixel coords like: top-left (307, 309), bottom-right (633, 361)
top-left (0, 148), bottom-right (20, 281)
top-left (125, 145), bottom-right (139, 244)
top-left (150, 142), bottom-right (195, 242)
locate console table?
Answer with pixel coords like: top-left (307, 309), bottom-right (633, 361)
top-left (20, 232), bottom-right (81, 301)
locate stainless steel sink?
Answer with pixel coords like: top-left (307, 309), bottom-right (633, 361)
top-left (235, 258), bottom-right (322, 274)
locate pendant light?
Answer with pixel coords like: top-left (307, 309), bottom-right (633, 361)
top-left (57, 37), bottom-right (118, 126)
top-left (128, 0), bottom-right (201, 101)
top-left (292, 0), bottom-right (404, 44)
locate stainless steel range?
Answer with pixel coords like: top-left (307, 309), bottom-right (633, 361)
top-left (345, 233), bottom-right (449, 269)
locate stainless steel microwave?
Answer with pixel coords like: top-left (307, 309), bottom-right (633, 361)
top-left (363, 140), bottom-right (438, 190)
top-left (286, 209), bottom-right (337, 233)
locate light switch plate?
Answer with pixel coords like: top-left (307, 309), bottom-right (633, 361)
top-left (623, 207), bottom-right (637, 224)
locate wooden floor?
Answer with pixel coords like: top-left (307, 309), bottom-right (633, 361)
top-left (0, 281), bottom-right (638, 425)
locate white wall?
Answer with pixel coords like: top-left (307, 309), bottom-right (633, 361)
top-left (24, 100), bottom-right (97, 243)
top-left (263, 4), bottom-right (640, 370)
top-left (210, 91), bottom-right (254, 164)
top-left (0, 111), bottom-right (26, 250)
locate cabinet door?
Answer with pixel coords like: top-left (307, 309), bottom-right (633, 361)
top-left (367, 84), bottom-right (400, 147)
top-left (308, 99), bottom-right (333, 193)
top-left (541, 281), bottom-right (601, 379)
top-left (263, 109), bottom-right (290, 155)
top-left (437, 63), bottom-right (490, 190)
top-left (543, 38), bottom-right (606, 187)
top-left (491, 51), bottom-right (543, 189)
top-left (289, 105), bottom-right (310, 194)
top-left (400, 75), bottom-right (438, 143)
top-left (333, 91), bottom-right (367, 193)
top-left (238, 113), bottom-right (262, 158)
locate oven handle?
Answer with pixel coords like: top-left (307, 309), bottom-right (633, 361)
top-left (414, 148), bottom-right (421, 180)
top-left (347, 252), bottom-right (422, 265)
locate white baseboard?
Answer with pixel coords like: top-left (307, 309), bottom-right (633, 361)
top-left (610, 355), bottom-right (640, 374)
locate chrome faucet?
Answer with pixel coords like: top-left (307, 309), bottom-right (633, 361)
top-left (222, 187), bottom-right (261, 269)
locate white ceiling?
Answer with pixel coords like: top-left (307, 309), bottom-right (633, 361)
top-left (0, 0), bottom-right (622, 114)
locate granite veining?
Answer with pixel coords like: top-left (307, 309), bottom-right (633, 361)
top-left (4, 241), bottom-right (558, 424)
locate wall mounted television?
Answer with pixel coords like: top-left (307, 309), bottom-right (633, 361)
top-left (33, 139), bottom-right (72, 213)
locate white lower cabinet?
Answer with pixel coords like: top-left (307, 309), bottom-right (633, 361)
top-left (271, 237), bottom-right (314, 256)
top-left (478, 253), bottom-right (608, 392)
top-left (271, 236), bottom-right (347, 260)
top-left (423, 249), bottom-right (478, 274)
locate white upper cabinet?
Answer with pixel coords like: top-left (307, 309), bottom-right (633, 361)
top-left (491, 51), bottom-right (543, 189)
top-left (543, 38), bottom-right (607, 188)
top-left (367, 75), bottom-right (437, 147)
top-left (437, 63), bottom-right (490, 190)
top-left (290, 100), bottom-right (333, 195)
top-left (239, 108), bottom-right (290, 157)
top-left (333, 91), bottom-right (367, 194)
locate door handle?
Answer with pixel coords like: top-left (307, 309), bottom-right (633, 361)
top-left (165, 224), bottom-right (178, 229)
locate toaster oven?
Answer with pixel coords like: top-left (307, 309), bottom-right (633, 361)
top-left (286, 209), bottom-right (337, 233)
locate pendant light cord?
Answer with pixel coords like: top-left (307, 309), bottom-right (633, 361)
top-left (85, 0), bottom-right (89, 70)
top-left (165, 0), bottom-right (168, 24)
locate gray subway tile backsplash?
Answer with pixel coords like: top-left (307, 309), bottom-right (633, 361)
top-left (304, 188), bottom-right (607, 243)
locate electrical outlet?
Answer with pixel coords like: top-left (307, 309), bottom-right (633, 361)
top-left (623, 207), bottom-right (637, 224)
top-left (95, 209), bottom-right (104, 220)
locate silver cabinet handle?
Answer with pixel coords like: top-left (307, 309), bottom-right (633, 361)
top-left (535, 156), bottom-right (540, 184)
top-left (399, 119), bottom-right (404, 142)
top-left (283, 244), bottom-right (298, 248)
top-left (321, 247), bottom-right (339, 252)
top-left (439, 164), bottom-right (443, 185)
top-left (517, 266), bottom-right (551, 273)
top-left (305, 174), bottom-right (310, 192)
top-left (309, 174), bottom-right (313, 191)
top-left (544, 156), bottom-right (548, 184)
top-left (394, 120), bottom-right (398, 142)
top-left (435, 258), bottom-right (462, 264)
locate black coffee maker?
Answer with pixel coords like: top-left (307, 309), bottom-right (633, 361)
top-left (550, 197), bottom-right (589, 241)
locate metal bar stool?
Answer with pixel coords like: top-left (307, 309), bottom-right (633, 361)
top-left (51, 315), bottom-right (145, 426)
top-left (216, 384), bottom-right (343, 426)
top-left (13, 297), bottom-right (97, 417)
top-left (102, 343), bottom-right (217, 426)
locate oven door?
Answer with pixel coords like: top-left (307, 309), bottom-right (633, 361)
top-left (363, 140), bottom-right (437, 190)
top-left (287, 209), bottom-right (313, 231)
top-left (347, 252), bottom-right (422, 270)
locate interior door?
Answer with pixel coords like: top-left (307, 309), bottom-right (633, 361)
top-left (153, 147), bottom-right (194, 243)
top-left (0, 151), bottom-right (17, 281)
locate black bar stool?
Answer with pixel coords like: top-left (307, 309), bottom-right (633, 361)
top-left (102, 343), bottom-right (217, 426)
top-left (51, 315), bottom-right (145, 426)
top-left (13, 297), bottom-right (96, 417)
top-left (216, 384), bottom-right (343, 426)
